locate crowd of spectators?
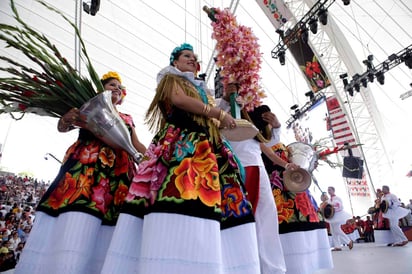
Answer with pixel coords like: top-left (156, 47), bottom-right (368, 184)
top-left (0, 174), bottom-right (47, 272)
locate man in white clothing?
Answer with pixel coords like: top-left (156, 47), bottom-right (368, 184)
top-left (216, 84), bottom-right (286, 274)
top-left (327, 186), bottom-right (354, 251)
top-left (381, 185), bottom-right (409, 246)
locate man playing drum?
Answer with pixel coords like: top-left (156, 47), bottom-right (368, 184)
top-left (381, 185), bottom-right (409, 246)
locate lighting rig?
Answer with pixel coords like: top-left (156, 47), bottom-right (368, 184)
top-left (285, 91), bottom-right (326, 129)
top-left (272, 0), bottom-right (350, 65)
top-left (341, 44), bottom-right (412, 96)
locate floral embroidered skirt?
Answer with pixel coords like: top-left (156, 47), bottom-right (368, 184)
top-left (16, 129), bottom-right (137, 274)
top-left (101, 122), bottom-right (260, 274)
top-left (263, 144), bottom-right (333, 274)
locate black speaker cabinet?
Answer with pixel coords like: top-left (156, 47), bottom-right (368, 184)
top-left (342, 156), bottom-right (364, 179)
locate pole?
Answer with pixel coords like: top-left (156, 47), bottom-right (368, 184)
top-left (74, 0), bottom-right (82, 73)
top-left (44, 153), bottom-right (62, 164)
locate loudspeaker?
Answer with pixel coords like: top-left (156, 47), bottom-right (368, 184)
top-left (342, 156), bottom-right (364, 179)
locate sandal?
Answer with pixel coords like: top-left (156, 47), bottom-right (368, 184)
top-left (348, 240), bottom-right (354, 250)
top-left (332, 248), bottom-right (342, 251)
top-left (393, 241), bottom-right (408, 247)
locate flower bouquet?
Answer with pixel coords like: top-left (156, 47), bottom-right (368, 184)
top-left (0, 0), bottom-right (102, 119)
top-left (0, 0), bottom-right (142, 163)
top-left (203, 6), bottom-right (266, 112)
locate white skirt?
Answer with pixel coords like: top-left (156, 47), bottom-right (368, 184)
top-left (101, 213), bottom-right (261, 274)
top-left (15, 211), bottom-right (114, 274)
top-left (327, 209), bottom-right (352, 225)
top-left (280, 229), bottom-right (333, 274)
top-left (383, 206), bottom-right (409, 221)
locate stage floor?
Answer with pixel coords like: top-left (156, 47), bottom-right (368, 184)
top-left (314, 241), bottom-right (411, 274)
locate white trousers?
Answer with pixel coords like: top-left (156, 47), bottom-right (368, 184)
top-left (388, 216), bottom-right (408, 244)
top-left (246, 166), bottom-right (286, 274)
top-left (330, 222), bottom-right (351, 248)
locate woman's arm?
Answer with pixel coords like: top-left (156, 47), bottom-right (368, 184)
top-left (260, 143), bottom-right (298, 170)
top-left (57, 108), bottom-right (86, 132)
top-left (170, 83), bottom-right (236, 129)
top-left (130, 128), bottom-right (147, 154)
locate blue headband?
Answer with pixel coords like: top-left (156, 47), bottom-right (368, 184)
top-left (169, 43), bottom-right (193, 65)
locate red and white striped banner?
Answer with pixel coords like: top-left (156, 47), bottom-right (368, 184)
top-left (326, 96), bottom-right (356, 147)
top-left (326, 96), bottom-right (371, 198)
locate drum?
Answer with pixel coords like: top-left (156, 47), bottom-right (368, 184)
top-left (287, 142), bottom-right (318, 172)
top-left (283, 142), bottom-right (317, 192)
top-left (367, 206), bottom-right (378, 214)
top-left (321, 204), bottom-right (335, 219)
top-left (283, 168), bottom-right (311, 193)
top-left (220, 119), bottom-right (258, 141)
top-left (380, 200), bottom-right (389, 214)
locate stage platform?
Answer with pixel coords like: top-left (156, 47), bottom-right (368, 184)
top-left (314, 241), bottom-right (411, 274)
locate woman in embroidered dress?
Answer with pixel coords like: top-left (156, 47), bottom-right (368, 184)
top-left (15, 72), bottom-right (146, 274)
top-left (262, 135), bottom-right (333, 274)
top-left (101, 43), bottom-right (260, 274)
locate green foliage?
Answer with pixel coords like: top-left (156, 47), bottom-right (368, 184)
top-left (0, 0), bottom-right (104, 119)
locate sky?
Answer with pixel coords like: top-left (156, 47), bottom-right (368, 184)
top-left (1, 0), bottom-right (412, 214)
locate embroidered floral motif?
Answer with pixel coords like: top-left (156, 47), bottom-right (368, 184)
top-left (273, 188), bottom-right (295, 223)
top-left (221, 179), bottom-right (251, 218)
top-left (47, 172), bottom-right (78, 210)
top-left (269, 143), bottom-right (322, 224)
top-left (37, 113), bottom-right (136, 224)
top-left (174, 140), bottom-right (220, 206)
top-left (91, 177), bottom-right (113, 215)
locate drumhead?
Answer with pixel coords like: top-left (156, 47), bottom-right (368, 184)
top-left (283, 168), bottom-right (311, 193)
top-left (367, 206), bottom-right (378, 214)
top-left (220, 119), bottom-right (258, 141)
top-left (380, 200), bottom-right (389, 213)
top-left (322, 204), bottom-right (335, 219)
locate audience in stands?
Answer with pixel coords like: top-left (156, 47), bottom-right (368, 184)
top-left (0, 174), bottom-right (44, 271)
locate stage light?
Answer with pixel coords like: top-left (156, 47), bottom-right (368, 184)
top-left (352, 73), bottom-right (361, 92)
top-left (301, 26), bottom-right (309, 43)
top-left (290, 104), bottom-right (301, 119)
top-left (405, 55), bottom-right (412, 69)
top-left (347, 87), bottom-right (354, 97)
top-left (276, 29), bottom-right (285, 38)
top-left (278, 50), bottom-right (286, 66)
top-left (354, 83), bottom-right (360, 92)
top-left (318, 8), bottom-right (328, 25)
top-left (367, 72), bottom-right (374, 82)
top-left (376, 71), bottom-right (385, 85)
top-left (363, 55), bottom-right (374, 70)
top-left (308, 18), bottom-right (318, 34)
top-left (388, 54), bottom-right (397, 61)
top-left (340, 73), bottom-right (349, 87)
top-left (361, 78), bottom-right (368, 88)
top-left (342, 0), bottom-right (350, 5)
top-left (305, 91), bottom-right (315, 101)
top-left (83, 0), bottom-right (100, 16)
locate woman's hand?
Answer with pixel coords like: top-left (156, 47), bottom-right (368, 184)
top-left (219, 110), bottom-right (237, 129)
top-left (57, 108), bottom-right (87, 132)
top-left (262, 111), bottom-right (281, 128)
top-left (285, 162), bottom-right (299, 170)
top-left (235, 96), bottom-right (245, 109)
